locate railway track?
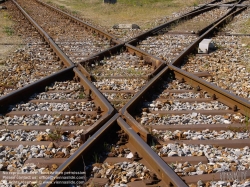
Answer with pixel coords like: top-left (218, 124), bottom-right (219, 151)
top-left (0, 1), bottom-right (65, 97)
top-left (41, 114), bottom-right (187, 187)
top-left (125, 0), bottom-right (245, 64)
top-left (105, 0), bottom-right (214, 42)
top-left (0, 0), bottom-right (250, 186)
top-left (15, 0), bottom-right (120, 63)
top-left (77, 44), bottom-right (165, 110)
top-left (121, 65), bottom-right (250, 186)
top-left (121, 2), bottom-right (250, 186)
top-left (0, 67), bottom-right (114, 186)
top-left (180, 7), bottom-right (250, 101)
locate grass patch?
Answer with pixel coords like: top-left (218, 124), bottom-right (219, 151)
top-left (59, 5), bottom-right (65, 10)
top-left (48, 126), bottom-right (63, 142)
top-left (79, 91), bottom-right (85, 99)
top-left (0, 12), bottom-right (13, 35)
top-left (0, 10), bottom-right (22, 64)
top-left (239, 37), bottom-right (250, 72)
top-left (3, 26), bottom-right (14, 36)
top-left (240, 17), bottom-right (250, 34)
top-left (241, 37), bottom-right (250, 48)
top-left (92, 152), bottom-right (101, 163)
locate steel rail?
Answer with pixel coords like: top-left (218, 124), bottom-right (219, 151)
top-left (121, 32), bottom-right (250, 141)
top-left (181, 0), bottom-right (239, 18)
top-left (76, 42), bottom-right (166, 111)
top-left (0, 67), bottom-right (73, 112)
top-left (77, 43), bottom-right (125, 73)
top-left (2, 0), bottom-right (249, 186)
top-left (116, 117), bottom-right (188, 187)
top-left (73, 67), bottom-right (116, 138)
top-left (122, 3), bottom-right (241, 69)
top-left (170, 6), bottom-right (247, 67)
top-left (36, 0), bottom-right (121, 45)
top-left (41, 114), bottom-right (188, 187)
top-left (197, 0), bottom-right (246, 35)
top-left (11, 0), bottom-right (74, 67)
top-left (169, 65), bottom-right (250, 115)
top-left (205, 0), bottom-right (249, 6)
top-left (0, 67), bottom-right (115, 125)
top-left (126, 6), bottom-right (217, 45)
top-left (125, 2), bottom-right (240, 46)
top-left (120, 66), bottom-right (168, 142)
top-left (78, 43), bottom-right (165, 81)
top-left (181, 0), bottom-right (220, 16)
top-left (0, 66), bottom-right (115, 185)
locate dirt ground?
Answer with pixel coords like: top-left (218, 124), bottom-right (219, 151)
top-left (0, 4), bottom-right (23, 70)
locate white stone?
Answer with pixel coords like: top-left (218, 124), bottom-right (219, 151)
top-left (126, 152), bottom-right (133, 159)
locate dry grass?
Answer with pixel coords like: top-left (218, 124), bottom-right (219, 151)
top-left (241, 37), bottom-right (250, 47)
top-left (241, 37), bottom-right (250, 71)
top-left (240, 18), bottom-right (250, 34)
top-left (46, 0), bottom-right (208, 29)
top-left (0, 9), bottom-right (22, 68)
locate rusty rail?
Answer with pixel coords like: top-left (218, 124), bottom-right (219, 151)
top-left (41, 114), bottom-right (188, 187)
top-left (1, 0), bottom-right (250, 186)
top-left (170, 6), bottom-right (247, 68)
top-left (12, 0), bottom-right (74, 67)
top-left (36, 0), bottom-right (121, 45)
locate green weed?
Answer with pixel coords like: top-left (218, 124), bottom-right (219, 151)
top-left (79, 91), bottom-right (85, 99)
top-left (3, 26), bottom-right (14, 36)
top-left (169, 162), bottom-right (176, 169)
top-left (48, 126), bottom-right (62, 142)
top-left (193, 1), bottom-right (198, 7)
top-left (92, 152), bottom-right (100, 163)
top-left (127, 68), bottom-right (144, 76)
top-left (72, 10), bottom-right (78, 15)
top-left (59, 5), bottom-right (65, 10)
top-left (103, 142), bottom-right (112, 152)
